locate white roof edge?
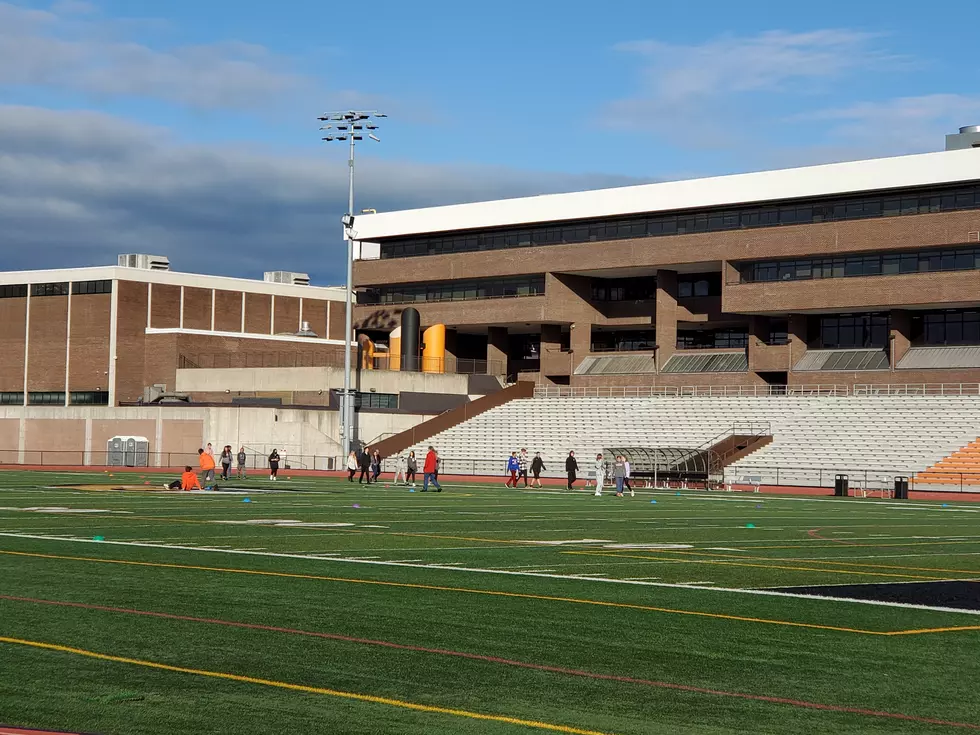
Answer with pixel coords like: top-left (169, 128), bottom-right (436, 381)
top-left (0, 265), bottom-right (346, 300)
top-left (354, 148), bottom-right (980, 240)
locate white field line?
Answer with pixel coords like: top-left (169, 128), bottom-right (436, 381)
top-left (2, 532), bottom-right (979, 617)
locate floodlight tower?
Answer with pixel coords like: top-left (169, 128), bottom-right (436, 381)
top-left (319, 110), bottom-right (386, 455)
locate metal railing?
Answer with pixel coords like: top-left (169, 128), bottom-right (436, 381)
top-left (534, 384), bottom-right (980, 399)
top-left (178, 352), bottom-right (503, 376)
top-left (533, 385), bottom-right (849, 398)
top-left (852, 383), bottom-right (980, 396)
top-left (3, 449), bottom-right (980, 493)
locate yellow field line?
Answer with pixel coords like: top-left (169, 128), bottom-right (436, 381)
top-left (0, 549), bottom-right (890, 636)
top-left (563, 551), bottom-right (948, 581)
top-left (0, 636), bottom-right (609, 734)
top-left (748, 541), bottom-right (980, 550)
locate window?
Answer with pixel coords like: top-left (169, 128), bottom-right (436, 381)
top-left (70, 391), bottom-right (110, 405)
top-left (677, 328), bottom-right (748, 349)
top-left (0, 392), bottom-right (24, 405)
top-left (354, 392), bottom-right (398, 409)
top-left (591, 329), bottom-right (657, 352)
top-left (911, 310), bottom-right (980, 346)
top-left (28, 391), bottom-right (67, 405)
top-left (815, 314), bottom-right (889, 349)
top-left (72, 280), bottom-right (112, 295)
top-left (767, 319), bottom-right (789, 345)
top-left (31, 283), bottom-right (68, 297)
top-left (0, 284), bottom-right (27, 299)
top-left (379, 180), bottom-right (980, 259)
top-left (591, 277), bottom-right (656, 301)
top-left (365, 276), bottom-right (545, 305)
top-left (677, 273), bottom-right (720, 298)
top-left (739, 245), bottom-right (980, 284)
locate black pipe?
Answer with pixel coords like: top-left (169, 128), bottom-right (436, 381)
top-left (401, 308), bottom-right (420, 372)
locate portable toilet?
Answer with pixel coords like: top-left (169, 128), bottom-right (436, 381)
top-left (107, 436), bottom-right (150, 467)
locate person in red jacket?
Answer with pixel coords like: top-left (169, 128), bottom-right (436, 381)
top-left (422, 445), bottom-right (442, 493)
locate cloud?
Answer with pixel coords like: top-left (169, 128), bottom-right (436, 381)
top-left (0, 105), bottom-right (641, 284)
top-left (607, 29), bottom-right (904, 147)
top-left (0, 1), bottom-right (309, 110)
top-left (789, 94), bottom-right (980, 154)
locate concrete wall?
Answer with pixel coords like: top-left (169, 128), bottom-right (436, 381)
top-left (0, 405), bottom-right (436, 468)
top-left (175, 366), bottom-right (471, 395)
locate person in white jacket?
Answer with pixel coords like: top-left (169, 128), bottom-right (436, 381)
top-left (624, 457), bottom-right (634, 497)
top-left (346, 451), bottom-right (358, 482)
top-left (593, 453), bottom-right (605, 497)
top-left (393, 453), bottom-right (408, 485)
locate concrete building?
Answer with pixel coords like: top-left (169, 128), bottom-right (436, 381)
top-left (351, 129), bottom-right (980, 390)
top-left (0, 257), bottom-right (349, 407)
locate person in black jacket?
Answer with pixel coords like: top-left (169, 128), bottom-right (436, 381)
top-left (565, 451), bottom-right (578, 490)
top-left (530, 452), bottom-right (546, 488)
top-left (358, 446), bottom-right (372, 484)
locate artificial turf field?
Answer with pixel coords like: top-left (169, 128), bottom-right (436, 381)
top-left (1, 471), bottom-right (979, 734)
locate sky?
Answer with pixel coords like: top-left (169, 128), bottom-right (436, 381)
top-left (1, 0), bottom-right (978, 284)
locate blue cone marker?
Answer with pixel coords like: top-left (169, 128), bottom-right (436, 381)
top-left (650, 499), bottom-right (657, 504)
top-left (243, 498), bottom-right (251, 503)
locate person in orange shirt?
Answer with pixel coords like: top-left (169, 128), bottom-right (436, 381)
top-left (163, 466), bottom-right (201, 491)
top-left (198, 448), bottom-right (216, 490)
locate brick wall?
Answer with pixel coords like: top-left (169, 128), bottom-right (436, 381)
top-left (26, 295), bottom-right (68, 392)
top-left (68, 292), bottom-right (111, 391)
top-left (0, 298), bottom-right (26, 392)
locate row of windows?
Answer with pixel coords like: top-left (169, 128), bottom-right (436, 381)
top-left (678, 273), bottom-right (722, 299)
top-left (815, 314), bottom-right (890, 349)
top-left (0, 281), bottom-right (114, 298)
top-left (379, 181), bottom-right (980, 259)
top-left (73, 280), bottom-right (112, 295)
top-left (363, 276), bottom-right (545, 305)
top-left (0, 391), bottom-right (110, 405)
top-left (591, 277), bottom-right (657, 302)
top-left (677, 329), bottom-right (749, 349)
top-left (740, 245), bottom-right (980, 283)
top-left (911, 310), bottom-right (980, 347)
top-left (591, 329), bottom-right (657, 352)
top-left (354, 392), bottom-right (398, 409)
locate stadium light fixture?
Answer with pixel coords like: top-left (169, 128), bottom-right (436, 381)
top-left (318, 109), bottom-right (386, 455)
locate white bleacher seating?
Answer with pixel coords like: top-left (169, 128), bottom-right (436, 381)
top-left (406, 395), bottom-right (980, 487)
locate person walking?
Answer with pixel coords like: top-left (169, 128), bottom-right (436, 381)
top-left (198, 448), bottom-right (216, 490)
top-left (624, 455), bottom-right (634, 497)
top-left (237, 447), bottom-right (247, 479)
top-left (530, 452), bottom-right (546, 488)
top-left (346, 450), bottom-right (358, 482)
top-left (393, 453), bottom-right (407, 485)
top-left (505, 451), bottom-right (520, 488)
top-left (565, 451), bottom-right (578, 490)
top-left (422, 445), bottom-right (442, 492)
top-left (518, 448), bottom-right (529, 487)
top-left (406, 451), bottom-right (417, 488)
top-left (613, 455), bottom-right (626, 497)
top-left (219, 446), bottom-right (233, 481)
top-left (358, 446), bottom-right (372, 484)
top-left (268, 448), bottom-right (280, 481)
top-left (205, 443), bottom-right (214, 460)
top-left (370, 450), bottom-right (382, 483)
top-left (593, 453), bottom-right (605, 497)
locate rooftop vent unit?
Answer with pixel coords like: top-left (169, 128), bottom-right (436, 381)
top-left (296, 320), bottom-right (318, 338)
top-left (118, 253), bottom-right (170, 271)
top-left (264, 271), bottom-right (310, 286)
top-left (945, 125), bottom-right (980, 151)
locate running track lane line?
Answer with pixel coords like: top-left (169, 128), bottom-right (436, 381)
top-left (2, 594), bottom-right (979, 730)
top-left (0, 636), bottom-right (609, 735)
top-left (0, 549), bottom-right (896, 636)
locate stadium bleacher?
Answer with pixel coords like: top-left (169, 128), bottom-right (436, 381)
top-left (406, 395), bottom-right (980, 489)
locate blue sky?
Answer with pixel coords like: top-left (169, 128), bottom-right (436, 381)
top-left (1, 0), bottom-right (978, 281)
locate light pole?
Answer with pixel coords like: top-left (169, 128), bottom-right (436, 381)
top-left (319, 109), bottom-right (386, 455)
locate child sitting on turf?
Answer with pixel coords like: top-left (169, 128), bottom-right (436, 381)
top-left (163, 466), bottom-right (201, 491)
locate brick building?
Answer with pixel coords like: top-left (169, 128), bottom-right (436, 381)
top-left (352, 129), bottom-right (980, 390)
top-left (0, 257), bottom-right (349, 407)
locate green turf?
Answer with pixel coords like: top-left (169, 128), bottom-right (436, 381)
top-left (1, 470), bottom-right (978, 734)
